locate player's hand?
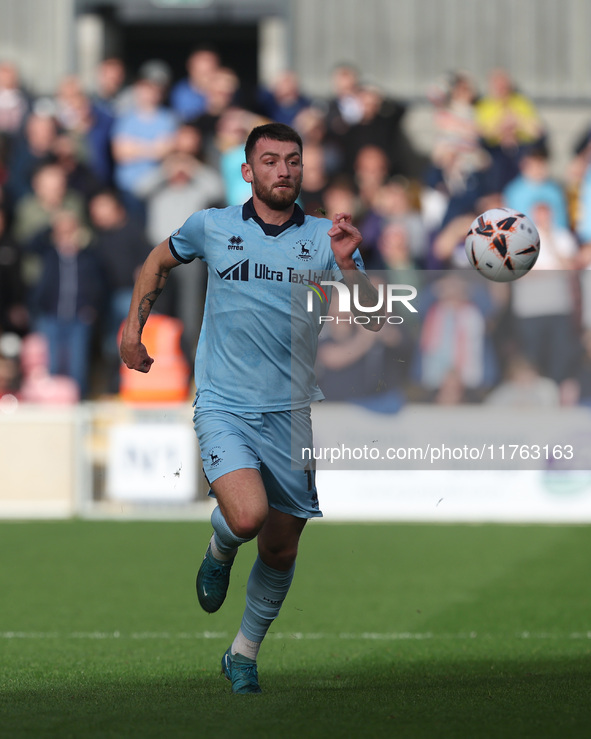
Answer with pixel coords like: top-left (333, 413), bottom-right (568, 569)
top-left (120, 340), bottom-right (154, 373)
top-left (327, 212), bottom-right (362, 268)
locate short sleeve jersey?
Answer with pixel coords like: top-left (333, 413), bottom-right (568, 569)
top-left (169, 200), bottom-right (364, 412)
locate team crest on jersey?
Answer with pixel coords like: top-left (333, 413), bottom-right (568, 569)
top-left (294, 239), bottom-right (316, 261)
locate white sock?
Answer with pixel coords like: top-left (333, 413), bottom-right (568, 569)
top-left (231, 628), bottom-right (261, 662)
top-left (210, 533), bottom-right (236, 562)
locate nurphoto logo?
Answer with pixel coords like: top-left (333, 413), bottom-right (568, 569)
top-left (306, 280), bottom-right (418, 325)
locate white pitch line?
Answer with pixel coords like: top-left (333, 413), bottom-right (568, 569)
top-left (1, 631), bottom-right (591, 641)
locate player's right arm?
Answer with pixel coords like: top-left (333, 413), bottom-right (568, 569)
top-left (119, 238), bottom-right (181, 373)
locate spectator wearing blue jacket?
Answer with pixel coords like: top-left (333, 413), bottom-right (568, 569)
top-left (503, 144), bottom-right (569, 230)
top-left (256, 71), bottom-right (311, 127)
top-left (111, 73), bottom-right (178, 224)
top-left (170, 47), bottom-right (220, 122)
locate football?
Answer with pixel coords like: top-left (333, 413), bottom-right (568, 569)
top-left (464, 207), bottom-right (540, 282)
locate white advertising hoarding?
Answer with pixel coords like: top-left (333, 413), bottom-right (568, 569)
top-left (106, 423), bottom-right (197, 503)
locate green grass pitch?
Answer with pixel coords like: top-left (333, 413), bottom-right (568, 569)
top-left (1, 520), bottom-right (590, 738)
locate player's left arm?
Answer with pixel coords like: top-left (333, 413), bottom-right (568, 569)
top-left (328, 212), bottom-right (384, 332)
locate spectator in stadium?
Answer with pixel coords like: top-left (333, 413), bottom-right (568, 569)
top-left (430, 368), bottom-right (472, 405)
top-left (53, 74), bottom-right (86, 133)
top-left (106, 59), bottom-right (173, 118)
top-left (424, 152), bottom-right (493, 231)
top-left (111, 70), bottom-right (178, 224)
top-left (529, 198), bottom-right (579, 268)
top-left (139, 126), bottom-right (225, 244)
top-left (293, 104), bottom-right (343, 177)
top-left (428, 192), bottom-right (505, 269)
top-left (352, 143), bottom-right (391, 211)
top-left (320, 175), bottom-right (362, 223)
top-left (170, 47), bottom-right (220, 122)
top-left (215, 107), bottom-right (261, 206)
top-left (510, 201), bottom-right (581, 388)
top-left (428, 71), bottom-right (481, 169)
top-left (89, 190), bottom-right (153, 393)
top-left (316, 273), bottom-right (413, 410)
top-left (425, 70), bottom-right (492, 228)
top-left (5, 110), bottom-right (59, 206)
top-left (485, 354), bottom-right (560, 407)
top-left (574, 152), bottom-right (591, 249)
top-left (0, 336), bottom-right (20, 400)
top-left (315, 299), bottom-right (385, 401)
top-left (573, 329), bottom-right (591, 406)
top-left (59, 88), bottom-right (115, 187)
top-left (12, 160), bottom-right (87, 246)
top-left (189, 66), bottom-right (241, 168)
top-left (0, 60), bottom-right (31, 154)
top-left (503, 144), bottom-right (569, 229)
top-left (358, 176), bottom-right (428, 268)
top-left (324, 62), bottom-right (364, 141)
top-left (374, 220), bottom-right (420, 275)
top-left (417, 274), bottom-right (488, 399)
top-left (341, 83), bottom-right (423, 180)
top-left (0, 207), bottom-right (28, 336)
top-left (137, 124), bottom-right (225, 362)
top-left (17, 327), bottom-right (79, 404)
top-left (256, 70), bottom-right (311, 127)
top-left (575, 167), bottom-right (591, 330)
top-left (298, 142), bottom-right (330, 216)
top-left (92, 57), bottom-right (127, 116)
top-left (53, 132), bottom-right (103, 202)
top-left (30, 209), bottom-right (105, 398)
top-left (475, 68), bottom-right (545, 191)
top-left (293, 104), bottom-right (325, 144)
top-left (138, 59), bottom-right (173, 102)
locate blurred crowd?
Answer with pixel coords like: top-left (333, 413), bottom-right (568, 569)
top-left (1, 49), bottom-right (591, 409)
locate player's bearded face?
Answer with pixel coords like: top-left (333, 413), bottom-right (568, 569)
top-left (246, 140), bottom-right (303, 211)
top-left (252, 173), bottom-right (301, 210)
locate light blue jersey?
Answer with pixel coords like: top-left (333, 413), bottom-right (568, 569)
top-left (169, 200), bottom-right (363, 412)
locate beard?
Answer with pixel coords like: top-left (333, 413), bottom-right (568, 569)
top-left (252, 176), bottom-right (302, 211)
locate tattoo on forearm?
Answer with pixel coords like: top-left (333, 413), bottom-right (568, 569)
top-left (138, 289), bottom-right (162, 331)
top-left (137, 269), bottom-right (169, 334)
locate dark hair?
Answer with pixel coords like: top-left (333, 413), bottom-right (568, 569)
top-left (188, 44), bottom-right (219, 58)
top-left (91, 188), bottom-right (125, 208)
top-left (522, 142), bottom-right (550, 161)
top-left (244, 123), bottom-right (303, 163)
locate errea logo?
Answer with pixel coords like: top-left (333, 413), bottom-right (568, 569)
top-left (228, 235), bottom-right (244, 250)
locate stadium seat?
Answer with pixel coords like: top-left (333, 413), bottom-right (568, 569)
top-left (118, 314), bottom-right (191, 403)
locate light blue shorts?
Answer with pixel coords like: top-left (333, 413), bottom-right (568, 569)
top-left (193, 406), bottom-right (321, 519)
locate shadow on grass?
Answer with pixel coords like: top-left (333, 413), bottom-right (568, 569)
top-left (2, 655), bottom-right (591, 739)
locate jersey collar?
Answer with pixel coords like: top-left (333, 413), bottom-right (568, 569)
top-left (242, 198), bottom-right (305, 237)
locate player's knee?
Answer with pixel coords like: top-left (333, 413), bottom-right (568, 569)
top-left (230, 511), bottom-right (267, 540)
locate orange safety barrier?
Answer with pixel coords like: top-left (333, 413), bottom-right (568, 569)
top-left (118, 315), bottom-right (191, 403)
